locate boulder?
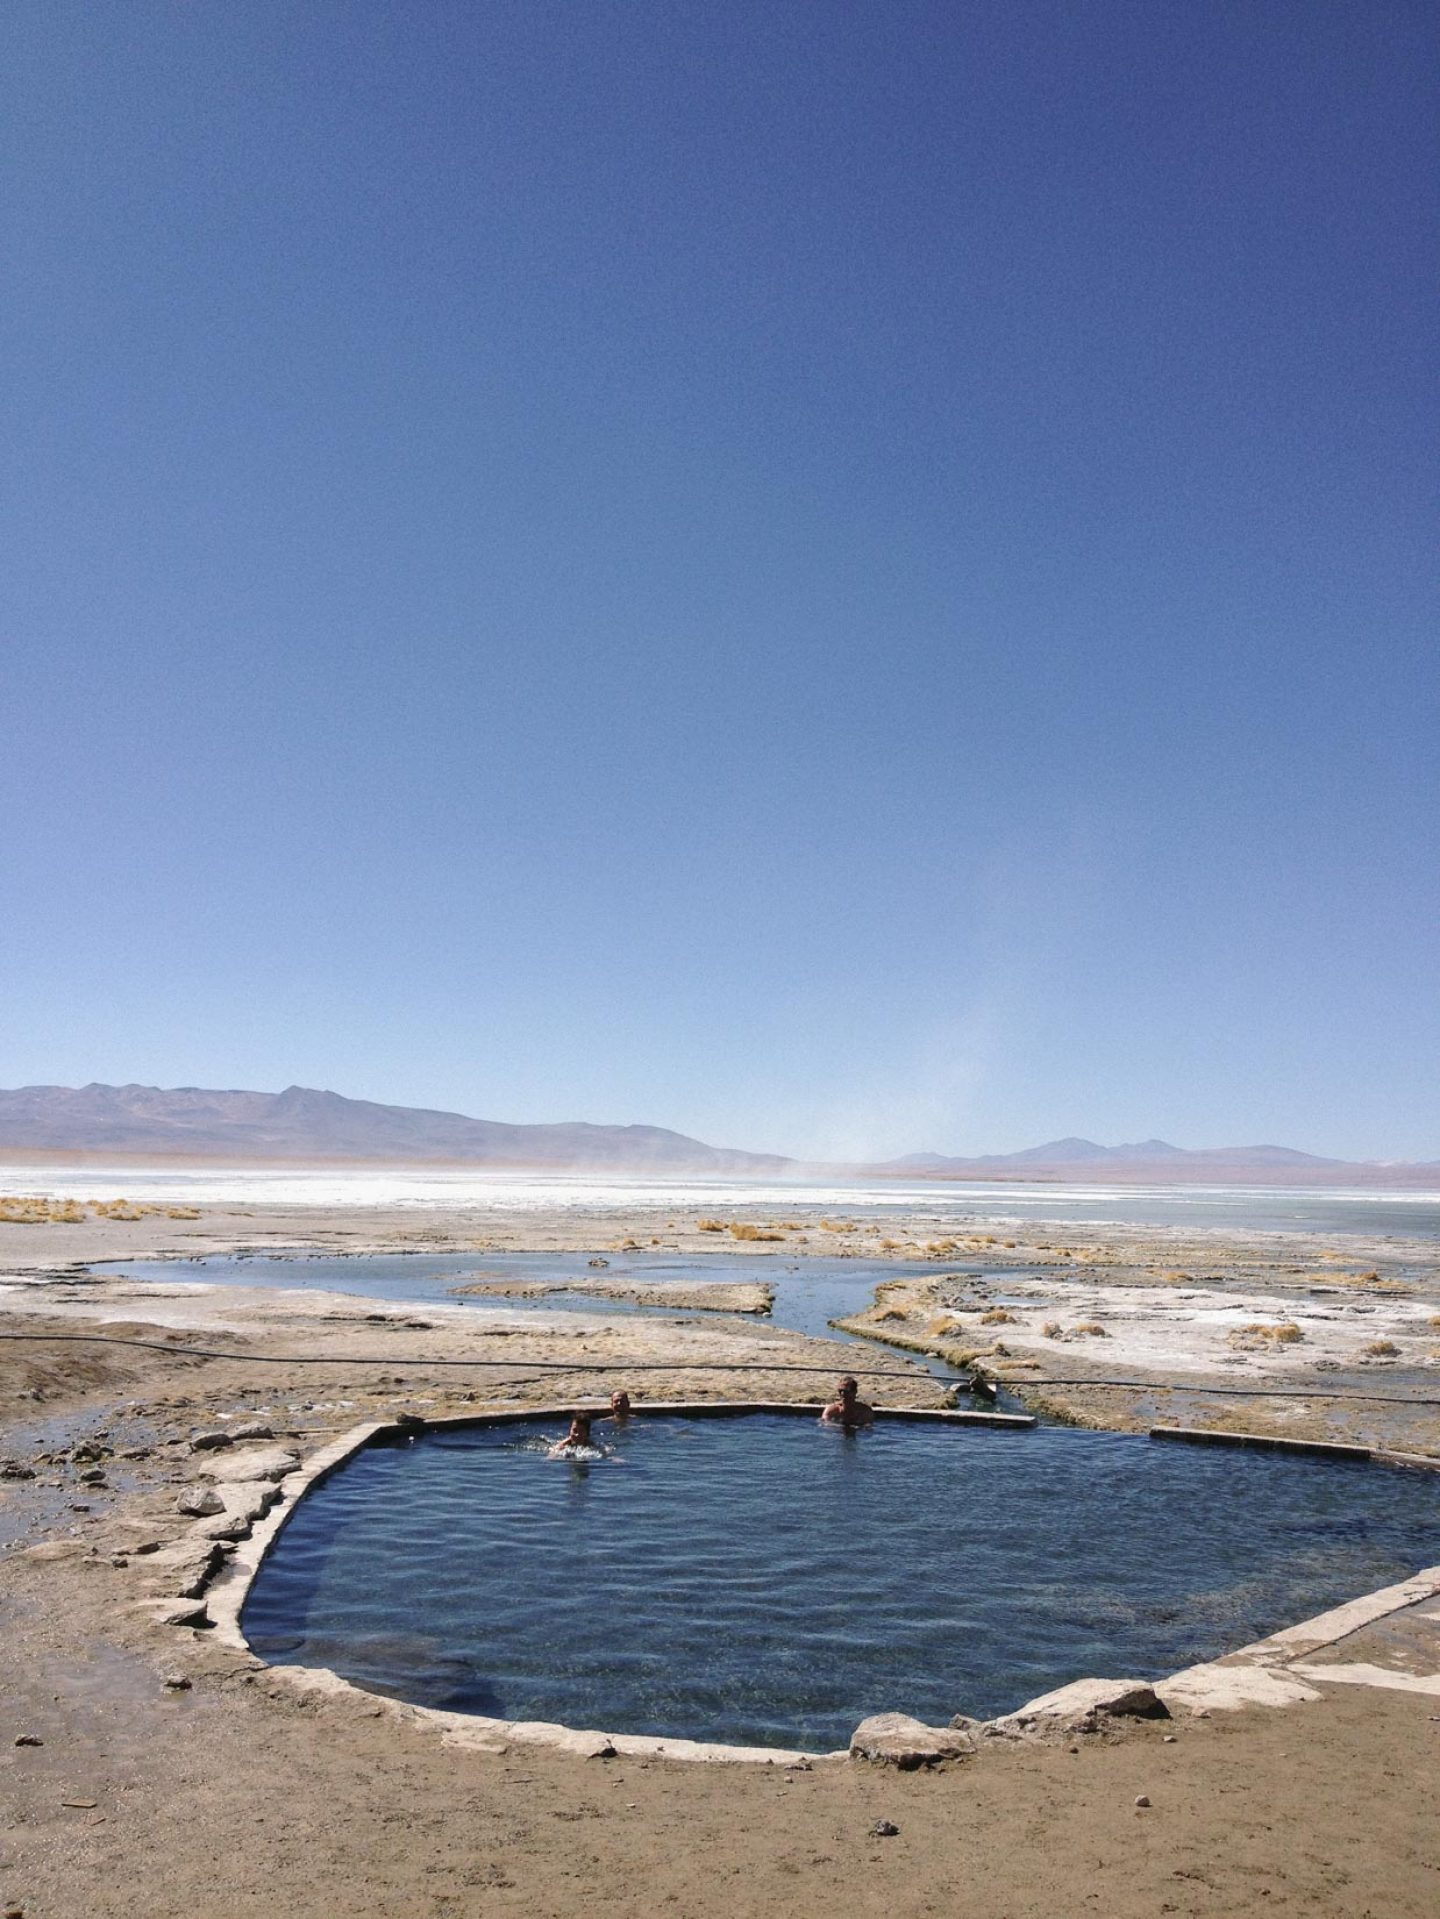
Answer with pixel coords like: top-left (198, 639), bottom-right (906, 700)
top-left (227, 1420), bottom-right (274, 1442)
top-left (850, 1713), bottom-right (977, 1768)
top-left (176, 1487), bottom-right (225, 1518)
top-left (189, 1430), bottom-right (234, 1452)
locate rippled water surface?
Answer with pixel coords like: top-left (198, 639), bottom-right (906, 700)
top-left (241, 1415), bottom-right (1440, 1749)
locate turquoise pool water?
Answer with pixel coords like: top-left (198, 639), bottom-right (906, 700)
top-left (240, 1413), bottom-right (1439, 1750)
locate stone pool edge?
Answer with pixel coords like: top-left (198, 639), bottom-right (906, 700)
top-left (204, 1403), bottom-right (1440, 1765)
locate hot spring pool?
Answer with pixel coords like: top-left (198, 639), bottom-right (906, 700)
top-left (240, 1413), bottom-right (1440, 1751)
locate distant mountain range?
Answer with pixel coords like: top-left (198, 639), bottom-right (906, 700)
top-left (870, 1136), bottom-right (1440, 1185)
top-left (0, 1083), bottom-right (789, 1174)
top-left (0, 1085), bottom-right (1434, 1186)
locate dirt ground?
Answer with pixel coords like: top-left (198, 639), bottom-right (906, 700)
top-left (2, 1195), bottom-right (1438, 1917)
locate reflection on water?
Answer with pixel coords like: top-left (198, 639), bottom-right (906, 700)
top-left (242, 1414), bottom-right (1440, 1749)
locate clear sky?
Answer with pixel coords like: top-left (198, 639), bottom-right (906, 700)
top-left (2, 2), bottom-right (1436, 1162)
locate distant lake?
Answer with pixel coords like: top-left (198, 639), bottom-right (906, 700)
top-left (2, 1162), bottom-right (1437, 1239)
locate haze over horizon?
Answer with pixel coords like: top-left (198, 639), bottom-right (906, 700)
top-left (3, 5), bottom-right (1436, 1164)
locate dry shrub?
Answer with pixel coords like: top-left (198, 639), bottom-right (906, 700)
top-left (696, 1218), bottom-right (725, 1233)
top-left (1042, 1321), bottom-right (1063, 1338)
top-left (729, 1223), bottom-right (783, 1242)
top-left (1363, 1339), bottom-right (1400, 1358)
top-left (1074, 1322), bottom-right (1108, 1337)
top-left (874, 1306), bottom-right (908, 1322)
top-left (980, 1307), bottom-right (1016, 1325)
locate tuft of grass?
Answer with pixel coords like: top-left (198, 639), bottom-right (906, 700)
top-left (979, 1307), bottom-right (1017, 1325)
top-left (1363, 1339), bottom-right (1400, 1358)
top-left (1232, 1321), bottom-right (1304, 1345)
top-left (728, 1222), bottom-right (783, 1242)
top-left (1074, 1322), bottom-right (1108, 1337)
top-left (1042, 1321), bottom-right (1063, 1338)
top-left (696, 1218), bottom-right (725, 1233)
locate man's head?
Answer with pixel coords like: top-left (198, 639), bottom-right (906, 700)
top-left (838, 1376), bottom-right (858, 1402)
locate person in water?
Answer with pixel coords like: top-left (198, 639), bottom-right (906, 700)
top-left (608, 1389), bottom-right (632, 1422)
top-left (820, 1376), bottom-right (874, 1429)
top-left (549, 1410), bottom-right (595, 1457)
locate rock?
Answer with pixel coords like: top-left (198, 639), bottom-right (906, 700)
top-left (0, 1460), bottom-right (36, 1480)
top-left (231, 1481), bottom-right (281, 1519)
top-left (143, 1538), bottom-right (222, 1598)
top-left (189, 1431), bottom-right (234, 1452)
top-left (176, 1488), bottom-right (225, 1517)
top-left (78, 1468), bottom-right (107, 1485)
top-left (588, 1257), bottom-right (610, 1268)
top-left (989, 1678), bottom-right (1168, 1738)
top-left (162, 1673), bottom-right (192, 1691)
top-left (393, 1412), bottom-right (426, 1430)
top-left (869, 1819), bottom-right (900, 1838)
top-left (146, 1598), bottom-right (211, 1628)
top-left (1135, 1794), bottom-right (1151, 1808)
top-left (202, 1446), bottom-right (300, 1484)
top-left (227, 1420), bottom-right (273, 1442)
top-left (193, 1513), bottom-right (252, 1542)
top-left (849, 1713), bottom-right (977, 1768)
top-left (14, 1733), bottom-right (43, 1747)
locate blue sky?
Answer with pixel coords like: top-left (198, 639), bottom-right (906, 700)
top-left (2, 2), bottom-right (1436, 1161)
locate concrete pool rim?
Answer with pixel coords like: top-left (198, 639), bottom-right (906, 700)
top-left (206, 1401), bottom-right (1440, 1766)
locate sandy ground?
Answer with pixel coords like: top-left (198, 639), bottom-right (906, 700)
top-left (2, 1195), bottom-right (1439, 1916)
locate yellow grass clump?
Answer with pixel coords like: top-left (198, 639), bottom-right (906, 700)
top-left (1042, 1321), bottom-right (1063, 1338)
top-left (728, 1222), bottom-right (783, 1242)
top-left (696, 1218), bottom-right (725, 1232)
top-left (1232, 1322), bottom-right (1305, 1345)
top-left (980, 1307), bottom-right (1017, 1325)
top-left (0, 1196), bottom-right (87, 1225)
top-left (1363, 1339), bottom-right (1400, 1358)
top-left (1073, 1322), bottom-right (1108, 1337)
